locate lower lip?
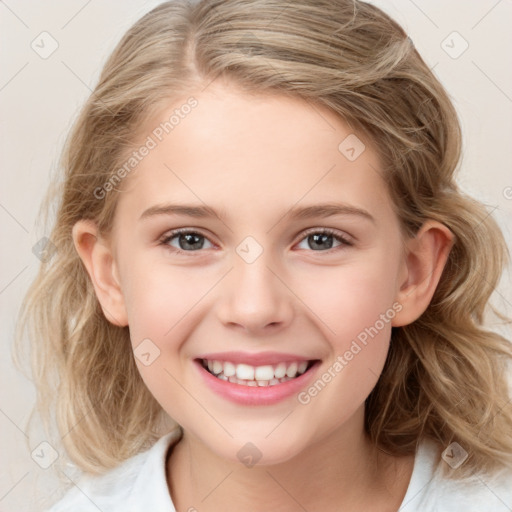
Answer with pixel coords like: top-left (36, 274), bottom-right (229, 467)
top-left (195, 360), bottom-right (320, 406)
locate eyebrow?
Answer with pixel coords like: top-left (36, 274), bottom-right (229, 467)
top-left (139, 202), bottom-right (375, 224)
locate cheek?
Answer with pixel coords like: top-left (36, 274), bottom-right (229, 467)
top-left (294, 249), bottom-right (401, 402)
top-left (120, 260), bottom-right (217, 412)
top-left (121, 256), bottom-right (212, 345)
top-left (299, 253), bottom-right (400, 340)
top-left (294, 267), bottom-right (397, 425)
top-left (120, 263), bottom-right (208, 420)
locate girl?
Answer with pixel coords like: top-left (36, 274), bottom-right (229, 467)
top-left (17, 0), bottom-right (512, 510)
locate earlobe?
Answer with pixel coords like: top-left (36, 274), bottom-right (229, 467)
top-left (392, 220), bottom-right (454, 327)
top-left (72, 220), bottom-right (129, 327)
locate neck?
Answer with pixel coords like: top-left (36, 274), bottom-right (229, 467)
top-left (167, 407), bottom-right (413, 512)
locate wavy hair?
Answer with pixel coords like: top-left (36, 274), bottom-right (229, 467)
top-left (16, 0), bottom-right (512, 481)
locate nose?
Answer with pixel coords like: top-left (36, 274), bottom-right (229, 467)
top-left (216, 247), bottom-right (294, 336)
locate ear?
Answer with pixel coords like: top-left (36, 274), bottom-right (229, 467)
top-left (392, 220), bottom-right (454, 327)
top-left (72, 220), bottom-right (128, 327)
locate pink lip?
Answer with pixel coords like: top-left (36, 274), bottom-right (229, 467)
top-left (194, 358), bottom-right (320, 406)
top-left (196, 351), bottom-right (312, 366)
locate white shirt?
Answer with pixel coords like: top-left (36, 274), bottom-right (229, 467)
top-left (47, 430), bottom-right (512, 511)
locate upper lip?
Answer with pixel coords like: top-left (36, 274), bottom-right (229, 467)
top-left (196, 351), bottom-right (316, 366)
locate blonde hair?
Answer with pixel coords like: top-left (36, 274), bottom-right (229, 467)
top-left (16, 0), bottom-right (512, 481)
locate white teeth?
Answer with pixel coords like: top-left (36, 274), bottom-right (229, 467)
top-left (223, 361), bottom-right (236, 377)
top-left (236, 363), bottom-right (255, 380)
top-left (286, 362), bottom-right (298, 378)
top-left (212, 360), bottom-right (223, 375)
top-left (203, 359), bottom-right (312, 385)
top-left (274, 362), bottom-right (287, 379)
top-left (254, 365), bottom-right (274, 381)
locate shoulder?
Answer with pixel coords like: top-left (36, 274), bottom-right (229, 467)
top-left (46, 430), bottom-right (181, 512)
top-left (400, 437), bottom-right (512, 512)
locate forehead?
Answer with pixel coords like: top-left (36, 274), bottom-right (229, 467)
top-left (114, 82), bottom-right (393, 226)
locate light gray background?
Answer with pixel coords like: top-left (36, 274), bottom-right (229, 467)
top-left (1, 1), bottom-right (511, 510)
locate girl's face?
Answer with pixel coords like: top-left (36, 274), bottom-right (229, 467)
top-left (108, 81), bottom-right (409, 464)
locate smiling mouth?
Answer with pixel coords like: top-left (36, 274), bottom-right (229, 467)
top-left (199, 359), bottom-right (316, 387)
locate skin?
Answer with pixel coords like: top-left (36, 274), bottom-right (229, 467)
top-left (73, 80), bottom-right (453, 511)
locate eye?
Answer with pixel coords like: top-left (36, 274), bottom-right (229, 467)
top-left (160, 229), bottom-right (214, 253)
top-left (159, 227), bottom-right (353, 255)
top-left (296, 228), bottom-right (353, 252)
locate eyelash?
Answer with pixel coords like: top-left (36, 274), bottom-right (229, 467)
top-left (159, 227), bottom-right (353, 255)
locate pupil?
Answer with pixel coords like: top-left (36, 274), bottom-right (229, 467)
top-left (310, 233), bottom-right (332, 250)
top-left (180, 233), bottom-right (203, 250)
